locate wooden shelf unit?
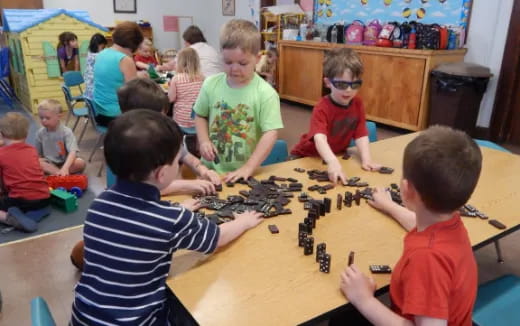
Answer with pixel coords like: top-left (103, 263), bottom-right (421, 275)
top-left (278, 40), bottom-right (467, 131)
top-left (105, 25), bottom-right (153, 46)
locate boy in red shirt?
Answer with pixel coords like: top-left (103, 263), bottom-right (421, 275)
top-left (290, 48), bottom-right (381, 184)
top-left (340, 126), bottom-right (481, 326)
top-left (134, 38), bottom-right (165, 71)
top-left (0, 113), bottom-right (50, 232)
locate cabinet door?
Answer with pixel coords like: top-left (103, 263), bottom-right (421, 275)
top-left (279, 45), bottom-right (323, 106)
top-left (358, 54), bottom-right (425, 129)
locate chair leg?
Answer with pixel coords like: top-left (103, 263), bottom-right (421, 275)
top-left (77, 118), bottom-right (89, 145)
top-left (89, 134), bottom-right (104, 162)
top-left (72, 115), bottom-right (81, 131)
top-left (494, 240), bottom-right (504, 263)
top-left (97, 161), bottom-right (104, 178)
top-left (66, 110), bottom-right (72, 125)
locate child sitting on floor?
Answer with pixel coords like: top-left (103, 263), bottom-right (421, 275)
top-left (194, 19), bottom-right (283, 183)
top-left (290, 48), bottom-right (381, 184)
top-left (36, 99), bottom-right (86, 176)
top-left (70, 110), bottom-right (263, 325)
top-left (0, 113), bottom-right (50, 233)
top-left (337, 126), bottom-right (481, 326)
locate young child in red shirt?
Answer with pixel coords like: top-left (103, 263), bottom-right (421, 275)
top-left (290, 48), bottom-right (381, 184)
top-left (134, 38), bottom-right (164, 71)
top-left (0, 113), bottom-right (50, 232)
top-left (339, 126), bottom-right (481, 326)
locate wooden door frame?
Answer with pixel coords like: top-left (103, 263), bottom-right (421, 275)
top-left (490, 0), bottom-right (520, 143)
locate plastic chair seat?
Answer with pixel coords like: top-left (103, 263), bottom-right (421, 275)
top-left (71, 106), bottom-right (88, 117)
top-left (31, 296), bottom-right (56, 326)
top-left (474, 139), bottom-right (511, 153)
top-left (473, 275), bottom-right (520, 326)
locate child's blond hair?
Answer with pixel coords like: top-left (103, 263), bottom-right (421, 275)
top-left (38, 99), bottom-right (63, 114)
top-left (0, 112), bottom-right (30, 140)
top-left (176, 47), bottom-right (202, 81)
top-left (220, 19), bottom-right (261, 54)
top-left (140, 38), bottom-right (153, 50)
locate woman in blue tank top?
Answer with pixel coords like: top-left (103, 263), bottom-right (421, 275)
top-left (93, 22), bottom-right (145, 127)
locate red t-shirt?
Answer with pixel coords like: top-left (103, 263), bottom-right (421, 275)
top-left (0, 142), bottom-right (50, 200)
top-left (390, 215), bottom-right (477, 325)
top-left (290, 95), bottom-right (368, 157)
top-left (134, 54), bottom-right (158, 67)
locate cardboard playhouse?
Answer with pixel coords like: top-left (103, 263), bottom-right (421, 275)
top-left (1, 9), bottom-right (107, 113)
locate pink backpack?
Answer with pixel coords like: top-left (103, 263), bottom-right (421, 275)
top-left (363, 19), bottom-right (382, 46)
top-left (345, 20), bottom-right (365, 45)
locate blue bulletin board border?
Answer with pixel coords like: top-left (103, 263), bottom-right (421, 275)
top-left (313, 0), bottom-right (472, 27)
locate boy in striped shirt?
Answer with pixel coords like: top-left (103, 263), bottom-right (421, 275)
top-left (71, 110), bottom-right (263, 325)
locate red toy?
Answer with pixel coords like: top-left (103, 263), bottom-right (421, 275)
top-left (46, 175), bottom-right (88, 191)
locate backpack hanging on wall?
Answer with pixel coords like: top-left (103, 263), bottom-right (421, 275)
top-left (345, 20), bottom-right (365, 45)
top-left (363, 19), bottom-right (382, 46)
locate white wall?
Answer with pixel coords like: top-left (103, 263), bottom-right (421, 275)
top-left (465, 0), bottom-right (514, 128)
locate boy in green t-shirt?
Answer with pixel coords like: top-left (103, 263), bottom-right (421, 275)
top-left (194, 19), bottom-right (283, 182)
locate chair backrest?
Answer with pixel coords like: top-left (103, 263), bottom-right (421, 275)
top-left (0, 47), bottom-right (10, 78)
top-left (474, 139), bottom-right (511, 153)
top-left (349, 121), bottom-right (378, 147)
top-left (262, 139), bottom-right (288, 166)
top-left (84, 97), bottom-right (102, 131)
top-left (62, 71), bottom-right (84, 87)
top-left (60, 85), bottom-right (74, 111)
top-left (30, 296), bottom-right (56, 326)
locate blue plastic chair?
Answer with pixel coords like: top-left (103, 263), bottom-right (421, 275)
top-left (473, 274), bottom-right (520, 326)
top-left (262, 139), bottom-right (288, 166)
top-left (474, 139), bottom-right (511, 153)
top-left (0, 47), bottom-right (17, 107)
top-left (85, 98), bottom-right (108, 176)
top-left (62, 71), bottom-right (85, 101)
top-left (30, 296), bottom-right (56, 326)
top-left (61, 85), bottom-right (89, 144)
top-left (349, 121), bottom-right (378, 147)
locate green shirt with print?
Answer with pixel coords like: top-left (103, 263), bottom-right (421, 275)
top-left (194, 72), bottom-right (283, 174)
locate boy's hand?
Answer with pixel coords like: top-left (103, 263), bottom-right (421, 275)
top-left (200, 168), bottom-right (222, 185)
top-left (200, 141), bottom-right (217, 162)
top-left (224, 165), bottom-right (254, 183)
top-left (180, 198), bottom-right (201, 211)
top-left (327, 161), bottom-right (347, 184)
top-left (367, 187), bottom-right (394, 214)
top-left (57, 168), bottom-right (69, 176)
top-left (340, 264), bottom-right (377, 306)
top-left (184, 180), bottom-right (216, 195)
top-left (361, 161), bottom-right (383, 172)
top-left (233, 210), bottom-right (264, 229)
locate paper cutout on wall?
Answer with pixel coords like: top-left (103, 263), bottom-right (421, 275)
top-left (163, 16), bottom-right (179, 32)
top-left (314, 0), bottom-right (472, 26)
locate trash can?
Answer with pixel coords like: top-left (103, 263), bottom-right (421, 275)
top-left (429, 62), bottom-right (492, 136)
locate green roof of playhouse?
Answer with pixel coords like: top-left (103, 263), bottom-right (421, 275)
top-left (2, 9), bottom-right (108, 33)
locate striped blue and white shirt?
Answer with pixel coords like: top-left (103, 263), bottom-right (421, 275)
top-left (71, 179), bottom-right (219, 325)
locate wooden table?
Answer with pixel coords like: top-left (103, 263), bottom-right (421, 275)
top-left (166, 133), bottom-right (520, 326)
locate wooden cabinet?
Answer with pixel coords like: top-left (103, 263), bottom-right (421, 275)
top-left (278, 41), bottom-right (467, 131)
top-left (105, 26), bottom-right (153, 46)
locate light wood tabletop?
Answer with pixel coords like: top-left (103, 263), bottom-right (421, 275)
top-left (166, 133), bottom-right (520, 326)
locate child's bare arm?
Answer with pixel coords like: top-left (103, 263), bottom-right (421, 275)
top-left (59, 58), bottom-right (67, 73)
top-left (58, 151), bottom-right (77, 176)
top-left (195, 115), bottom-right (217, 161)
top-left (182, 152), bottom-right (221, 185)
top-left (355, 136), bottom-right (382, 171)
top-left (368, 187), bottom-right (416, 231)
top-left (314, 133), bottom-right (347, 184)
top-left (224, 129), bottom-right (277, 183)
top-left (217, 211), bottom-right (263, 248)
top-left (74, 56), bottom-right (79, 71)
top-left (168, 79), bottom-right (177, 102)
top-left (160, 179), bottom-right (215, 196)
top-left (135, 61), bottom-right (150, 71)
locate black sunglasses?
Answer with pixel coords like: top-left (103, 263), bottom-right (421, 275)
top-left (330, 79), bottom-right (363, 90)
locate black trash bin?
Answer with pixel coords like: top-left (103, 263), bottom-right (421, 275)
top-left (429, 62), bottom-right (492, 136)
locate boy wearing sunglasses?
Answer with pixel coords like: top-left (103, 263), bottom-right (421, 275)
top-left (290, 48), bottom-right (381, 183)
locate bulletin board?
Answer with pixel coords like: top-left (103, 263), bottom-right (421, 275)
top-left (314, 0), bottom-right (472, 27)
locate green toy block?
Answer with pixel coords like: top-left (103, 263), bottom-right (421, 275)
top-left (50, 189), bottom-right (78, 213)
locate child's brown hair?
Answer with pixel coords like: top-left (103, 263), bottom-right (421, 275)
top-left (323, 48), bottom-right (363, 80)
top-left (403, 125), bottom-right (482, 213)
top-left (0, 112), bottom-right (30, 140)
top-left (117, 78), bottom-right (169, 114)
top-left (176, 47), bottom-right (202, 81)
top-left (220, 19), bottom-right (261, 55)
top-left (38, 99), bottom-right (63, 114)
